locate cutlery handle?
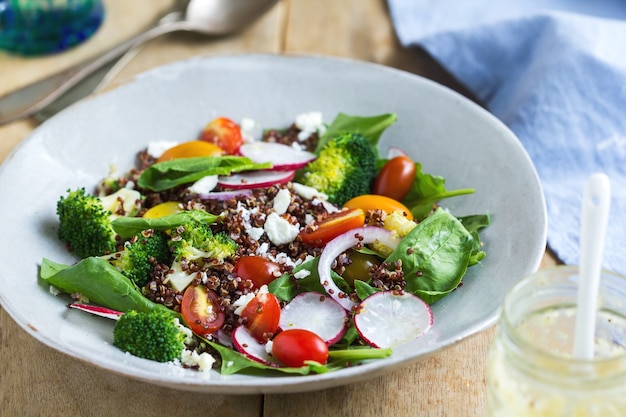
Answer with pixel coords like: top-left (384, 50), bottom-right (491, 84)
top-left (0, 19), bottom-right (193, 126)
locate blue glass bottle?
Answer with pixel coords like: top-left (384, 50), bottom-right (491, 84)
top-left (0, 0), bottom-right (104, 55)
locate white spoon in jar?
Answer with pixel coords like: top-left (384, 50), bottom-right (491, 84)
top-left (573, 173), bottom-right (611, 359)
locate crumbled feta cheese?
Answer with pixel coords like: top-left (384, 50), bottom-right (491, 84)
top-left (175, 319), bottom-right (194, 345)
top-left (180, 350), bottom-right (216, 373)
top-left (49, 285), bottom-right (60, 296)
top-left (295, 111), bottom-right (325, 141)
top-left (294, 269), bottom-right (311, 280)
top-left (247, 226), bottom-right (265, 241)
top-left (147, 140), bottom-right (179, 158)
top-left (240, 117), bottom-right (262, 142)
top-left (292, 182), bottom-right (328, 201)
top-left (232, 292), bottom-right (255, 316)
top-left (265, 340), bottom-right (274, 355)
top-left (272, 188), bottom-right (291, 215)
top-left (188, 175), bottom-right (218, 194)
top-left (256, 242), bottom-right (270, 256)
top-left (264, 213), bottom-right (300, 245)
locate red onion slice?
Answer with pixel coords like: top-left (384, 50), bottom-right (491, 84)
top-left (196, 189), bottom-right (253, 200)
top-left (318, 226), bottom-right (400, 311)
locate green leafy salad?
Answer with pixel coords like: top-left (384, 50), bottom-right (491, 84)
top-left (40, 112), bottom-right (489, 375)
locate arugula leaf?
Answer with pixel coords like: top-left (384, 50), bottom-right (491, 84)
top-left (111, 210), bottom-right (219, 238)
top-left (316, 113), bottom-right (397, 153)
top-left (137, 156), bottom-right (271, 192)
top-left (40, 257), bottom-right (175, 316)
top-left (384, 208), bottom-right (474, 304)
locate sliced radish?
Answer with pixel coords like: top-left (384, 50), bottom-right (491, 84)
top-left (279, 292), bottom-right (348, 345)
top-left (196, 189), bottom-right (253, 200)
top-left (217, 169), bottom-right (295, 190)
top-left (231, 325), bottom-right (278, 365)
top-left (386, 146), bottom-right (408, 159)
top-left (239, 142), bottom-right (316, 171)
top-left (68, 303), bottom-right (123, 320)
top-left (318, 227), bottom-right (400, 311)
top-left (354, 291), bottom-right (433, 348)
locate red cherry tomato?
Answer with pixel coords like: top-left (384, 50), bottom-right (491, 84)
top-left (181, 285), bottom-right (225, 336)
top-left (272, 329), bottom-right (329, 367)
top-left (373, 155), bottom-right (416, 201)
top-left (234, 256), bottom-right (282, 290)
top-left (199, 117), bottom-right (243, 155)
top-left (299, 208), bottom-right (365, 247)
top-left (240, 292), bottom-right (281, 342)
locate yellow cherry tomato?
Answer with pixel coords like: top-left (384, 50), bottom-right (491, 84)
top-left (142, 201), bottom-right (182, 218)
top-left (343, 194), bottom-right (413, 221)
top-left (157, 141), bottom-right (223, 163)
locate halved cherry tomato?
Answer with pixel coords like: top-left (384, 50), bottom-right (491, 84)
top-left (142, 201), bottom-right (182, 218)
top-left (240, 292), bottom-right (281, 342)
top-left (157, 141), bottom-right (223, 163)
top-left (343, 194), bottom-right (413, 221)
top-left (272, 329), bottom-right (329, 367)
top-left (199, 117), bottom-right (243, 155)
top-left (373, 155), bottom-right (416, 201)
top-left (181, 285), bottom-right (225, 336)
top-left (299, 208), bottom-right (365, 247)
top-left (234, 256), bottom-right (282, 290)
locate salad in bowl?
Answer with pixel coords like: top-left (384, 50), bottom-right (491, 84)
top-left (40, 111), bottom-right (489, 376)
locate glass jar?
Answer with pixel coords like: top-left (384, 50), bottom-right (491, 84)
top-left (0, 0), bottom-right (104, 55)
top-left (486, 265), bottom-right (626, 417)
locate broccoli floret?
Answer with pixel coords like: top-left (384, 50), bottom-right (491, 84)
top-left (57, 188), bottom-right (117, 258)
top-left (56, 188), bottom-right (143, 258)
top-left (301, 132), bottom-right (378, 205)
top-left (167, 220), bottom-right (238, 291)
top-left (113, 310), bottom-right (189, 363)
top-left (103, 230), bottom-right (171, 287)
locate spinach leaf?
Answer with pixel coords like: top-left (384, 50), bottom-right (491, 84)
top-left (401, 162), bottom-right (475, 221)
top-left (459, 213), bottom-right (491, 266)
top-left (316, 113), bottom-right (397, 153)
top-left (269, 257), bottom-right (325, 302)
top-left (384, 208), bottom-right (474, 304)
top-left (137, 156), bottom-right (271, 192)
top-left (40, 257), bottom-right (175, 316)
top-left (111, 210), bottom-right (219, 238)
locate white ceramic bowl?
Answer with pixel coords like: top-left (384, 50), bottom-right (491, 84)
top-left (0, 54), bottom-right (547, 393)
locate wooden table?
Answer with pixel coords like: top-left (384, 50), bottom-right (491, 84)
top-left (0, 1), bottom-right (558, 415)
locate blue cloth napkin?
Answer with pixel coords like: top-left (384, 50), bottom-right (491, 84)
top-left (387, 0), bottom-right (626, 276)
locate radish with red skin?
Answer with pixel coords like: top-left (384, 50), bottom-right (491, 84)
top-left (353, 291), bottom-right (433, 348)
top-left (318, 226), bottom-right (400, 311)
top-left (278, 292), bottom-right (348, 345)
top-left (238, 142), bottom-right (316, 171)
top-left (69, 303), bottom-right (123, 320)
top-left (231, 325), bottom-right (279, 365)
top-left (217, 169), bottom-right (295, 190)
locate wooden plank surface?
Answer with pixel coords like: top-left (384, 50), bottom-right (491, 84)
top-left (0, 1), bottom-right (558, 416)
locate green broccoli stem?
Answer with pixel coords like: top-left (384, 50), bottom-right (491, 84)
top-left (328, 346), bottom-right (393, 361)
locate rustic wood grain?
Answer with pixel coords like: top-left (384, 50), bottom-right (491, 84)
top-left (0, 0), bottom-right (558, 416)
